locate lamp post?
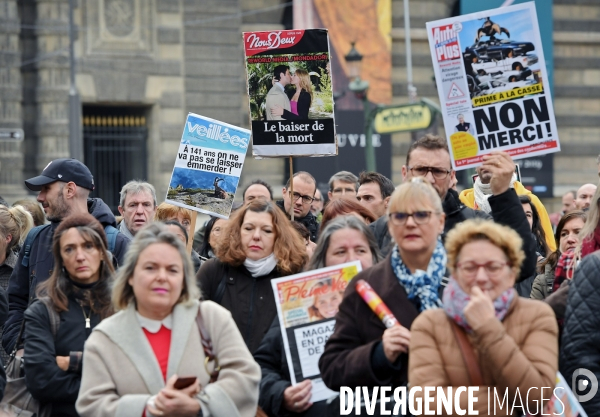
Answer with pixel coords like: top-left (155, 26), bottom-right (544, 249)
top-left (345, 43), bottom-right (376, 172)
top-left (68, 0), bottom-right (82, 161)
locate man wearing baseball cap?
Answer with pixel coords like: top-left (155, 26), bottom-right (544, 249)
top-left (2, 158), bottom-right (130, 353)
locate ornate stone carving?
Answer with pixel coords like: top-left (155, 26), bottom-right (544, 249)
top-left (84, 0), bottom-right (155, 56)
top-left (104, 0), bottom-right (135, 37)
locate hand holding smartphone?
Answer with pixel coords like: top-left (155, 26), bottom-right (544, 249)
top-left (173, 376), bottom-right (197, 390)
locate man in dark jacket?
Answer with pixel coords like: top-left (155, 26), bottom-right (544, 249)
top-left (2, 159), bottom-right (130, 353)
top-left (275, 171), bottom-right (319, 242)
top-left (369, 135), bottom-right (536, 284)
top-left (370, 135), bottom-right (490, 256)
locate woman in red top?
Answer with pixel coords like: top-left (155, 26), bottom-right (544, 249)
top-left (77, 223), bottom-right (260, 417)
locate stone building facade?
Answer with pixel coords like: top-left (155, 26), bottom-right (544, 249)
top-left (1, 0), bottom-right (598, 211)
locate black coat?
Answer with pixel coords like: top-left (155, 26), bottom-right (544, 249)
top-left (318, 254), bottom-right (417, 390)
top-left (254, 318), bottom-right (329, 417)
top-left (282, 90), bottom-right (311, 119)
top-left (275, 200), bottom-right (318, 243)
top-left (197, 258), bottom-right (285, 354)
top-left (23, 295), bottom-right (101, 417)
top-left (2, 198), bottom-right (130, 353)
top-left (560, 251), bottom-right (600, 416)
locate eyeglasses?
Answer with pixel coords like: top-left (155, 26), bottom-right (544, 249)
top-left (408, 166), bottom-right (451, 179)
top-left (455, 261), bottom-right (510, 277)
top-left (332, 187), bottom-right (356, 195)
top-left (388, 211), bottom-right (433, 225)
top-left (290, 191), bottom-right (314, 204)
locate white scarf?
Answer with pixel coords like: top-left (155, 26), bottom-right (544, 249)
top-left (473, 173), bottom-right (517, 213)
top-left (244, 253), bottom-right (277, 278)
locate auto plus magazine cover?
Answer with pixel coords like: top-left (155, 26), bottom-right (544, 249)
top-left (426, 2), bottom-right (560, 170)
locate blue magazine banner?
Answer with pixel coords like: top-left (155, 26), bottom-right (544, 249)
top-left (165, 113), bottom-right (249, 219)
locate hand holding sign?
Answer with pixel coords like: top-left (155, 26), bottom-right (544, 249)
top-left (283, 379), bottom-right (313, 413)
top-left (481, 151), bottom-right (515, 196)
top-left (382, 325), bottom-right (411, 363)
top-left (355, 280), bottom-right (410, 363)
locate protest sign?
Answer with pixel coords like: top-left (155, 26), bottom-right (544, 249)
top-left (165, 113), bottom-right (249, 219)
top-left (271, 261), bottom-right (362, 403)
top-left (426, 2), bottom-right (560, 170)
top-left (243, 29), bottom-right (337, 157)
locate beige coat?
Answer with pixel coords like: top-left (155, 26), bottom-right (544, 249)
top-left (409, 297), bottom-right (558, 416)
top-left (76, 300), bottom-right (260, 417)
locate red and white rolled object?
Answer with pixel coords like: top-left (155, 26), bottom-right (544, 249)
top-left (355, 279), bottom-right (399, 328)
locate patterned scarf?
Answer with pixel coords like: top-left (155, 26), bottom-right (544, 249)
top-left (553, 249), bottom-right (577, 292)
top-left (443, 277), bottom-right (515, 332)
top-left (390, 239), bottom-right (446, 312)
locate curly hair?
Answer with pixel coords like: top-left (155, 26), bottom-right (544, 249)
top-left (37, 213), bottom-right (114, 319)
top-left (445, 219), bottom-right (525, 278)
top-left (215, 200), bottom-right (307, 275)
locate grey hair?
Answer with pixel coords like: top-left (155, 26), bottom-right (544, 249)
top-left (112, 222), bottom-right (200, 311)
top-left (119, 180), bottom-right (157, 209)
top-left (328, 171), bottom-right (359, 192)
top-left (307, 215), bottom-right (381, 270)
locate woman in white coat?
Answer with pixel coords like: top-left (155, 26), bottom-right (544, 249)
top-left (76, 223), bottom-right (260, 417)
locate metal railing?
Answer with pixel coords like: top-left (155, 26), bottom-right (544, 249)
top-left (83, 114), bottom-right (147, 214)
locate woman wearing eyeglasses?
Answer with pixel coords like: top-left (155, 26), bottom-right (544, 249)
top-left (197, 200), bottom-right (307, 354)
top-left (409, 220), bottom-right (557, 415)
top-left (319, 179), bottom-right (448, 394)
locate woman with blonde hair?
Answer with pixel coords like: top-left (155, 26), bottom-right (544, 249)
top-left (197, 200), bottom-right (307, 353)
top-left (409, 219), bottom-right (557, 415)
top-left (271, 68), bottom-right (313, 119)
top-left (0, 205), bottom-right (33, 362)
top-left (308, 280), bottom-right (344, 321)
top-left (320, 178), bottom-right (447, 392)
top-left (77, 222), bottom-right (260, 417)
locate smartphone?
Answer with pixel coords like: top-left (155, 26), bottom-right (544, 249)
top-left (173, 376), bottom-right (197, 389)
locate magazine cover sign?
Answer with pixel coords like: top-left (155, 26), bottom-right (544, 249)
top-left (271, 261), bottom-right (362, 403)
top-left (426, 2), bottom-right (560, 170)
top-left (243, 29), bottom-right (336, 157)
top-left (165, 113), bottom-right (249, 219)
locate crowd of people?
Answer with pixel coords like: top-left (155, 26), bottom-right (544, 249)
top-left (0, 137), bottom-right (599, 416)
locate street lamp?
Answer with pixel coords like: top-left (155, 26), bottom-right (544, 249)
top-left (344, 43), bottom-right (375, 172)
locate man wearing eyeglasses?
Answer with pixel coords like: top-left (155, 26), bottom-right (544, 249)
top-left (369, 135), bottom-right (537, 286)
top-left (275, 171), bottom-right (319, 242)
top-left (328, 171), bottom-right (359, 201)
